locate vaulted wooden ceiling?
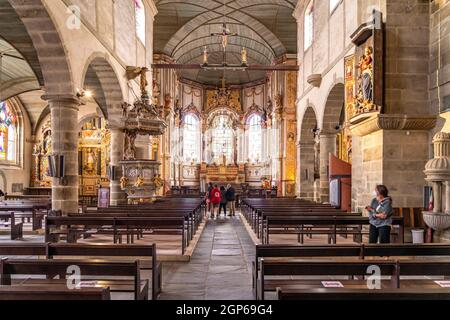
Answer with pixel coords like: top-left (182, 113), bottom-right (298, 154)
top-left (154, 0), bottom-right (298, 86)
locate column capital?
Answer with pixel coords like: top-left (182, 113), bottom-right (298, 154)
top-left (41, 94), bottom-right (80, 110)
top-left (297, 141), bottom-right (315, 148)
top-left (319, 130), bottom-right (339, 138)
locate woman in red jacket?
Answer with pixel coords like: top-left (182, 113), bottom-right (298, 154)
top-left (210, 185), bottom-right (221, 219)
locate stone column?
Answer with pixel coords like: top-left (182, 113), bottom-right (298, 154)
top-left (298, 141), bottom-right (315, 200)
top-left (45, 95), bottom-right (79, 214)
top-left (110, 128), bottom-right (127, 206)
top-left (319, 132), bottom-right (337, 203)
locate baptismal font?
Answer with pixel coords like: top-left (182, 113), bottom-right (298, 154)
top-left (118, 66), bottom-right (167, 203)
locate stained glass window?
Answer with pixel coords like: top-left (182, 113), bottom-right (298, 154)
top-left (330, 0), bottom-right (340, 13)
top-left (248, 114), bottom-right (262, 163)
top-left (304, 1), bottom-right (314, 51)
top-left (183, 114), bottom-right (200, 163)
top-left (212, 115), bottom-right (234, 163)
top-left (135, 0), bottom-right (146, 45)
top-left (0, 101), bottom-right (17, 162)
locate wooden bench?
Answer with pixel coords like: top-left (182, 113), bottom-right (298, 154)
top-left (257, 259), bottom-right (397, 300)
top-left (0, 258), bottom-right (148, 300)
top-left (263, 216), bottom-right (404, 245)
top-left (253, 243), bottom-right (450, 296)
top-left (0, 286), bottom-right (111, 300)
top-left (0, 242), bottom-right (162, 299)
top-left (276, 287), bottom-right (450, 300)
top-left (45, 216), bottom-right (188, 255)
top-left (0, 213), bottom-right (23, 240)
top-left (258, 258), bottom-right (450, 300)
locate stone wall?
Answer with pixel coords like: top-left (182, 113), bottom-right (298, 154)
top-left (295, 0), bottom-right (435, 213)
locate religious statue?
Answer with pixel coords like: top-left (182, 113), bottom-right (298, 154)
top-left (152, 79), bottom-right (161, 106)
top-left (126, 66), bottom-right (149, 98)
top-left (120, 176), bottom-right (128, 190)
top-left (121, 102), bottom-right (129, 118)
top-left (124, 132), bottom-right (137, 160)
top-left (135, 175), bottom-right (144, 188)
top-left (152, 174), bottom-right (164, 190)
top-left (356, 46), bottom-right (374, 113)
top-left (202, 46), bottom-right (209, 66)
top-left (84, 148), bottom-right (96, 175)
top-left (241, 47), bottom-right (248, 66)
top-left (273, 94), bottom-right (283, 119)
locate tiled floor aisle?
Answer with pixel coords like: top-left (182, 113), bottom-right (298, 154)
top-left (159, 215), bottom-right (255, 300)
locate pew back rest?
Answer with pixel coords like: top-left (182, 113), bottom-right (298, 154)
top-left (0, 286), bottom-right (111, 300)
top-left (0, 258), bottom-right (141, 278)
top-left (256, 245), bottom-right (362, 259)
top-left (276, 288), bottom-right (450, 300)
top-left (260, 259), bottom-right (397, 276)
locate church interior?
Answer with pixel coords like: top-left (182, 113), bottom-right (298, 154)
top-left (0, 0), bottom-right (450, 302)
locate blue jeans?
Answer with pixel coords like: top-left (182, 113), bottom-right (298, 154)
top-left (369, 225), bottom-right (391, 244)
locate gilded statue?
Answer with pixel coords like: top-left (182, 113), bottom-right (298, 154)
top-left (120, 176), bottom-right (128, 190)
top-left (356, 46), bottom-right (374, 113)
top-left (152, 174), bottom-right (164, 190)
top-left (135, 175), bottom-right (145, 188)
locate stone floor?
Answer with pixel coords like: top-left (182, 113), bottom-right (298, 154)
top-left (159, 215), bottom-right (255, 300)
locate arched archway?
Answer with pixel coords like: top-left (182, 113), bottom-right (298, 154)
top-left (81, 54), bottom-right (125, 121)
top-left (298, 106), bottom-right (319, 200)
top-left (320, 83), bottom-right (345, 203)
top-left (1, 0), bottom-right (76, 213)
top-left (1, 0), bottom-right (74, 96)
top-left (80, 54), bottom-right (126, 206)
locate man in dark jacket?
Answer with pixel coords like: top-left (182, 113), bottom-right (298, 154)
top-left (226, 184), bottom-right (236, 217)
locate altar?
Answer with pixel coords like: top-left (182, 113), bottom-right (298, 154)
top-left (200, 163), bottom-right (245, 184)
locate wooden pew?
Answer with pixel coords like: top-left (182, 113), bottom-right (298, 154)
top-left (253, 243), bottom-right (450, 296)
top-left (258, 258), bottom-right (450, 300)
top-left (45, 216), bottom-right (188, 255)
top-left (0, 213), bottom-right (23, 240)
top-left (257, 259), bottom-right (397, 300)
top-left (276, 288), bottom-right (450, 300)
top-left (0, 202), bottom-right (49, 231)
top-left (0, 242), bottom-right (162, 299)
top-left (0, 286), bottom-right (111, 300)
top-left (263, 216), bottom-right (404, 245)
top-left (0, 258), bottom-right (148, 300)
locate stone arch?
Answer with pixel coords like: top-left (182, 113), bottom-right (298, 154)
top-left (298, 106), bottom-right (319, 200)
top-left (319, 81), bottom-right (346, 203)
top-left (1, 0), bottom-right (74, 96)
top-left (80, 53), bottom-right (125, 121)
top-left (322, 82), bottom-right (345, 132)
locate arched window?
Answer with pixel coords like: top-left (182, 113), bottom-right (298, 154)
top-left (304, 1), bottom-right (314, 51)
top-left (183, 114), bottom-right (200, 163)
top-left (135, 0), bottom-right (146, 45)
top-left (212, 115), bottom-right (234, 163)
top-left (330, 0), bottom-right (340, 13)
top-left (247, 114), bottom-right (263, 163)
top-left (0, 101), bottom-right (18, 163)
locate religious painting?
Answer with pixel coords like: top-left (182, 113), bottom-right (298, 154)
top-left (350, 10), bottom-right (384, 116)
top-left (32, 120), bottom-right (53, 187)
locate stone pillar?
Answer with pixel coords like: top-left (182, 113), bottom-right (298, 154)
top-left (110, 128), bottom-right (127, 206)
top-left (46, 95), bottom-right (79, 214)
top-left (298, 142), bottom-right (315, 200)
top-left (319, 132), bottom-right (337, 203)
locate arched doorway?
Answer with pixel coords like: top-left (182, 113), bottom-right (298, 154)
top-left (320, 83), bottom-right (346, 203)
top-left (81, 54), bottom-right (125, 206)
top-left (299, 106), bottom-right (319, 200)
